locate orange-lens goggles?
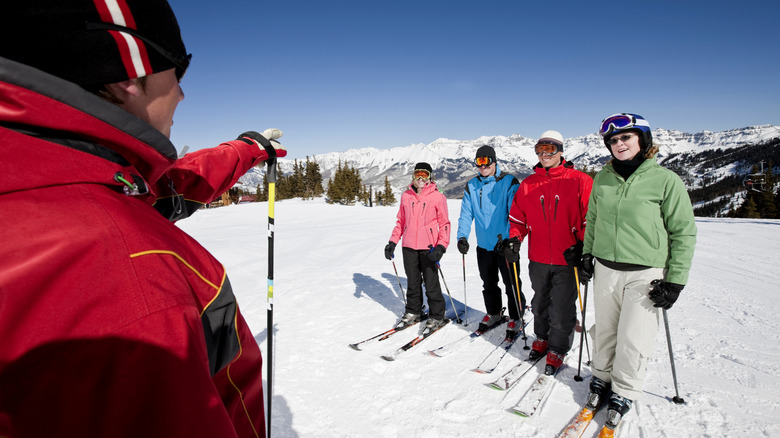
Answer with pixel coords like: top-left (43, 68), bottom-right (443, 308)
top-left (475, 156), bottom-right (493, 167)
top-left (413, 169), bottom-right (431, 180)
top-left (535, 143), bottom-right (559, 156)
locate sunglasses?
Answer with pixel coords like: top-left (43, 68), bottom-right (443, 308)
top-left (475, 156), bottom-right (494, 167)
top-left (606, 133), bottom-right (637, 146)
top-left (413, 170), bottom-right (431, 180)
top-left (87, 22), bottom-right (192, 82)
top-left (535, 143), bottom-right (559, 156)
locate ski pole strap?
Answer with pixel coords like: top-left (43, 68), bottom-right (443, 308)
top-left (237, 131), bottom-right (277, 160)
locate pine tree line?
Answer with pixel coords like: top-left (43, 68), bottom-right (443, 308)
top-left (255, 157), bottom-right (324, 202)
top-left (325, 162), bottom-right (397, 206)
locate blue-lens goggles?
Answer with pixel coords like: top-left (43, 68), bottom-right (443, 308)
top-left (599, 114), bottom-right (637, 137)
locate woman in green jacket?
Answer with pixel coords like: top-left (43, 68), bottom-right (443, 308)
top-left (579, 113), bottom-right (697, 432)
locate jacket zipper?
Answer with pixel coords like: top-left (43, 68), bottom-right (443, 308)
top-left (540, 195), bottom-right (546, 221)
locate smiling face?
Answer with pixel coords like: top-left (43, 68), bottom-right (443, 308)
top-left (535, 143), bottom-right (563, 168)
top-left (607, 131), bottom-right (642, 161)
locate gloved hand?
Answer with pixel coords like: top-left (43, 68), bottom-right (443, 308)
top-left (384, 241), bottom-right (396, 260)
top-left (649, 280), bottom-right (684, 310)
top-left (578, 254), bottom-right (594, 284)
top-left (502, 237), bottom-right (522, 263)
top-left (563, 241), bottom-right (584, 267)
top-left (237, 129), bottom-right (287, 164)
top-left (457, 237), bottom-right (469, 255)
top-left (427, 244), bottom-right (446, 262)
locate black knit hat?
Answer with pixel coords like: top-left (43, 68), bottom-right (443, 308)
top-left (475, 145), bottom-right (497, 162)
top-left (414, 162), bottom-right (433, 174)
top-left (1, 0), bottom-right (190, 90)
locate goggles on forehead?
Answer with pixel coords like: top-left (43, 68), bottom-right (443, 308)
top-left (475, 156), bottom-right (494, 167)
top-left (413, 169), bottom-right (431, 180)
top-left (535, 143), bottom-right (559, 156)
top-left (599, 113), bottom-right (649, 137)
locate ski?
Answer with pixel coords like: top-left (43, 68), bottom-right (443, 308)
top-left (558, 404), bottom-right (601, 438)
top-left (473, 314), bottom-right (533, 374)
top-left (511, 362), bottom-right (565, 418)
top-left (486, 353), bottom-right (544, 391)
top-left (381, 319), bottom-right (451, 361)
top-left (348, 314), bottom-right (428, 351)
top-left (597, 420), bottom-right (623, 438)
top-left (427, 315), bottom-right (507, 358)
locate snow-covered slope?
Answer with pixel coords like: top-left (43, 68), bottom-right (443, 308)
top-left (178, 199), bottom-right (780, 437)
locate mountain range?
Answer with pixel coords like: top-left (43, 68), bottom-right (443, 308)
top-left (237, 125), bottom-right (780, 212)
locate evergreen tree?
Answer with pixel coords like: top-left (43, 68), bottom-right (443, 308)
top-left (303, 156), bottom-right (324, 199)
top-left (379, 175), bottom-right (396, 205)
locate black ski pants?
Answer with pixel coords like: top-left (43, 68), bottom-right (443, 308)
top-left (476, 247), bottom-right (526, 320)
top-left (402, 247), bottom-right (446, 320)
top-left (528, 261), bottom-right (578, 354)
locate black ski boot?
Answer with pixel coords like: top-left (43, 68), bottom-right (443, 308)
top-left (586, 376), bottom-right (612, 410)
top-left (604, 393), bottom-right (633, 429)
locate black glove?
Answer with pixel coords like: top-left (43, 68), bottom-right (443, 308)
top-left (502, 237), bottom-right (522, 263)
top-left (649, 280), bottom-right (684, 310)
top-left (563, 241), bottom-right (584, 267)
top-left (427, 244), bottom-right (446, 262)
top-left (457, 237), bottom-right (469, 255)
top-left (384, 241), bottom-right (396, 260)
top-left (578, 254), bottom-right (594, 284)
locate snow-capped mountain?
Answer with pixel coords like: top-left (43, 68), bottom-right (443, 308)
top-left (238, 125), bottom-right (780, 199)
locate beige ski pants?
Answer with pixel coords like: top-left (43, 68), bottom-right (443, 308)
top-left (589, 260), bottom-right (665, 401)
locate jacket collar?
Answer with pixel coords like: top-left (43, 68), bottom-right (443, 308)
top-left (0, 56), bottom-right (177, 185)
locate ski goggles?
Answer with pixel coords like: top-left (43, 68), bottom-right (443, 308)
top-left (599, 113), bottom-right (649, 137)
top-left (475, 156), bottom-right (494, 167)
top-left (413, 169), bottom-right (431, 180)
top-left (535, 143), bottom-right (559, 156)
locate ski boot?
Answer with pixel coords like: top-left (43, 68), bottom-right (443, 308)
top-left (586, 376), bottom-right (612, 410)
top-left (396, 312), bottom-right (420, 328)
top-left (545, 351), bottom-right (565, 375)
top-left (604, 393), bottom-right (633, 430)
top-left (528, 338), bottom-right (548, 361)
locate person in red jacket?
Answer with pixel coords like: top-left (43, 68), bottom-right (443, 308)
top-left (385, 163), bottom-right (451, 330)
top-left (504, 130), bottom-right (593, 374)
top-left (0, 2), bottom-right (283, 437)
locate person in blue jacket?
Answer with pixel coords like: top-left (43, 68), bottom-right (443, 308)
top-left (457, 145), bottom-right (526, 335)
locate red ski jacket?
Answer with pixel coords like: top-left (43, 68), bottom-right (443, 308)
top-left (509, 160), bottom-right (593, 266)
top-left (0, 57), bottom-right (283, 437)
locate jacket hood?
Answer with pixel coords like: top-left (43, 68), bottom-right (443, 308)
top-left (1, 56), bottom-right (177, 193)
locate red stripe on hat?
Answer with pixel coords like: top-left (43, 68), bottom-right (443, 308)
top-left (92, 0), bottom-right (153, 79)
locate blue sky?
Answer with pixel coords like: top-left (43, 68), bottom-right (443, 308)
top-left (168, 0), bottom-right (779, 159)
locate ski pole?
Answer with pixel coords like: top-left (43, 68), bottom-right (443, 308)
top-left (390, 257), bottom-right (407, 306)
top-left (462, 254), bottom-right (468, 326)
top-left (436, 262), bottom-right (462, 324)
top-left (663, 309), bottom-right (686, 404)
top-left (265, 152), bottom-right (277, 438)
top-left (509, 259), bottom-right (530, 350)
top-left (573, 267), bottom-right (591, 381)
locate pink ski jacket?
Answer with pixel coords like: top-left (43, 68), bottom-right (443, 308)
top-left (390, 182), bottom-right (451, 251)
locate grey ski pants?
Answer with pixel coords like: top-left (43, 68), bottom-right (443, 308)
top-left (590, 260), bottom-right (665, 401)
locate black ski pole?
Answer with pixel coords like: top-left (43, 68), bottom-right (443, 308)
top-left (573, 268), bottom-right (589, 381)
top-left (265, 153), bottom-right (277, 437)
top-left (509, 259), bottom-right (529, 350)
top-left (663, 309), bottom-right (686, 404)
top-left (462, 254), bottom-right (468, 326)
top-left (390, 257), bottom-right (407, 306)
top-left (436, 262), bottom-right (462, 324)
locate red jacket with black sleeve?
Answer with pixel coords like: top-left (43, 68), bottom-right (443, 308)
top-left (0, 56), bottom-right (281, 437)
top-left (508, 160), bottom-right (593, 266)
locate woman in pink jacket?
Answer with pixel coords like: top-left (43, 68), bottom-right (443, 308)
top-left (385, 162), bottom-right (451, 330)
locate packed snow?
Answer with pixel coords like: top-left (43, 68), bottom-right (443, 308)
top-left (177, 198), bottom-right (780, 438)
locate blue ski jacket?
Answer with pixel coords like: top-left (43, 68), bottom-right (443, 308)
top-left (457, 164), bottom-right (520, 250)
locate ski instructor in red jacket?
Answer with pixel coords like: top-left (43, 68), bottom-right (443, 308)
top-left (0, 2), bottom-right (284, 437)
top-left (504, 130), bottom-right (592, 375)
